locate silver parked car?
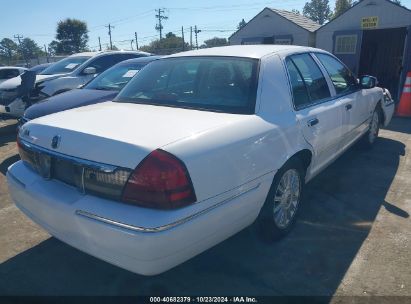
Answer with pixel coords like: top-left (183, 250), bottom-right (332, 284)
top-left (0, 50), bottom-right (151, 117)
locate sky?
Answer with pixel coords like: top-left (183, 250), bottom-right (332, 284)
top-left (1, 0), bottom-right (410, 51)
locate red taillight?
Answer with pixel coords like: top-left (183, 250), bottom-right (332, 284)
top-left (121, 149), bottom-right (197, 209)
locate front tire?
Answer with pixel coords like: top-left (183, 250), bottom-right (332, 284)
top-left (257, 159), bottom-right (305, 242)
top-left (363, 108), bottom-right (380, 148)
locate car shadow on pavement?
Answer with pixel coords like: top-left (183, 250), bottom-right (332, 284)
top-left (0, 132), bottom-right (19, 176)
top-left (384, 117), bottom-right (411, 134)
top-left (0, 119), bottom-right (17, 137)
top-left (0, 154), bottom-right (19, 176)
top-left (0, 136), bottom-right (406, 296)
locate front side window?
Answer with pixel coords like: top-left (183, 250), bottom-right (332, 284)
top-left (286, 53), bottom-right (331, 109)
top-left (85, 63), bottom-right (146, 91)
top-left (40, 56), bottom-right (90, 75)
top-left (84, 55), bottom-right (119, 74)
top-left (115, 56), bottom-right (259, 114)
top-left (316, 53), bottom-right (358, 95)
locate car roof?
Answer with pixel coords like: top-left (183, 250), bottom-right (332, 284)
top-left (116, 55), bottom-right (163, 66)
top-left (68, 50), bottom-right (151, 58)
top-left (167, 45), bottom-right (317, 59)
top-left (68, 52), bottom-right (99, 57)
top-left (0, 66), bottom-right (27, 70)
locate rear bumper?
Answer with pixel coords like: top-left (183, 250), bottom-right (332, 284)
top-left (7, 161), bottom-right (272, 275)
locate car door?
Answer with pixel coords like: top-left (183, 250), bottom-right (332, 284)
top-left (285, 53), bottom-right (342, 175)
top-left (314, 53), bottom-right (369, 150)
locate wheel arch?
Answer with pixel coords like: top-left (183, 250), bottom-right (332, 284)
top-left (288, 149), bottom-right (312, 174)
top-left (375, 99), bottom-right (385, 126)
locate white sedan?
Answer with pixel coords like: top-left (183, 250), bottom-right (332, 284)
top-left (7, 45), bottom-right (394, 275)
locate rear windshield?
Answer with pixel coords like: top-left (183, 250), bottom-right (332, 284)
top-left (85, 63), bottom-right (146, 92)
top-left (114, 56), bottom-right (259, 114)
top-left (40, 56), bottom-right (90, 75)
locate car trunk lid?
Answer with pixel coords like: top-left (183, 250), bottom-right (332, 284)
top-left (21, 101), bottom-right (248, 169)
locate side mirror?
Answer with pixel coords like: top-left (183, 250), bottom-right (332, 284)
top-left (83, 67), bottom-right (97, 75)
top-left (360, 75), bottom-right (378, 89)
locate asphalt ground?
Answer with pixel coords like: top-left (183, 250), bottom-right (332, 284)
top-left (0, 117), bottom-right (410, 300)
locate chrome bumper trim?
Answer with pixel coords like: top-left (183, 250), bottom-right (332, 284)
top-left (75, 183), bottom-right (261, 233)
top-left (7, 171), bottom-right (26, 188)
top-left (18, 138), bottom-right (121, 173)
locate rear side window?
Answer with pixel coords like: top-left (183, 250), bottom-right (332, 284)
top-left (286, 60), bottom-right (310, 108)
top-left (286, 54), bottom-right (331, 110)
top-left (315, 53), bottom-right (358, 95)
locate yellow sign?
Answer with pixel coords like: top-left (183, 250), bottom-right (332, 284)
top-left (361, 16), bottom-right (379, 29)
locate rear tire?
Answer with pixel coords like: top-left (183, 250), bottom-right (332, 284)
top-left (362, 108), bottom-right (380, 148)
top-left (257, 158), bottom-right (305, 242)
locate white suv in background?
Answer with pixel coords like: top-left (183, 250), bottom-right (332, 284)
top-left (0, 50), bottom-right (151, 117)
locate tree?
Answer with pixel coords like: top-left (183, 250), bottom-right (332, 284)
top-left (237, 19), bottom-right (247, 30)
top-left (19, 38), bottom-right (44, 60)
top-left (333, 0), bottom-right (352, 18)
top-left (303, 0), bottom-right (332, 25)
top-left (106, 44), bottom-right (118, 51)
top-left (0, 38), bottom-right (18, 64)
top-left (201, 37), bottom-right (228, 48)
top-left (48, 40), bottom-right (59, 56)
top-left (55, 18), bottom-right (89, 54)
top-left (140, 32), bottom-right (189, 55)
top-left (291, 9), bottom-right (301, 15)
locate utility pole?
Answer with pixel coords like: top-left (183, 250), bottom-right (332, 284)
top-left (130, 39), bottom-right (134, 50)
top-left (14, 34), bottom-right (28, 66)
top-left (190, 26), bottom-right (193, 50)
top-left (98, 37), bottom-right (102, 51)
top-left (135, 32), bottom-right (139, 49)
top-left (105, 24), bottom-right (114, 50)
top-left (44, 44), bottom-right (49, 63)
top-left (155, 8), bottom-right (168, 40)
top-left (194, 26), bottom-right (201, 50)
top-left (181, 26), bottom-right (185, 51)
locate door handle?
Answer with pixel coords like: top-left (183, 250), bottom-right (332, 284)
top-left (345, 104), bottom-right (352, 111)
top-left (307, 118), bottom-right (319, 127)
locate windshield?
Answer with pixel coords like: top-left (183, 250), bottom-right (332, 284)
top-left (40, 56), bottom-right (90, 75)
top-left (114, 56), bottom-right (259, 114)
top-left (85, 63), bottom-right (146, 91)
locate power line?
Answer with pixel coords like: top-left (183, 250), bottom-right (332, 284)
top-left (155, 8), bottom-right (168, 40)
top-left (14, 34), bottom-right (29, 66)
top-left (190, 26), bottom-right (193, 50)
top-left (194, 26), bottom-right (201, 50)
top-left (181, 26), bottom-right (185, 51)
top-left (105, 24), bottom-right (114, 50)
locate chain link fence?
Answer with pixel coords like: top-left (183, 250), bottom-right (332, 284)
top-left (1, 55), bottom-right (68, 68)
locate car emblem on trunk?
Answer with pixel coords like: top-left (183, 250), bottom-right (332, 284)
top-left (51, 135), bottom-right (61, 149)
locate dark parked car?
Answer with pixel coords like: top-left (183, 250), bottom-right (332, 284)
top-left (20, 56), bottom-right (161, 126)
top-left (28, 63), bottom-right (53, 74)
